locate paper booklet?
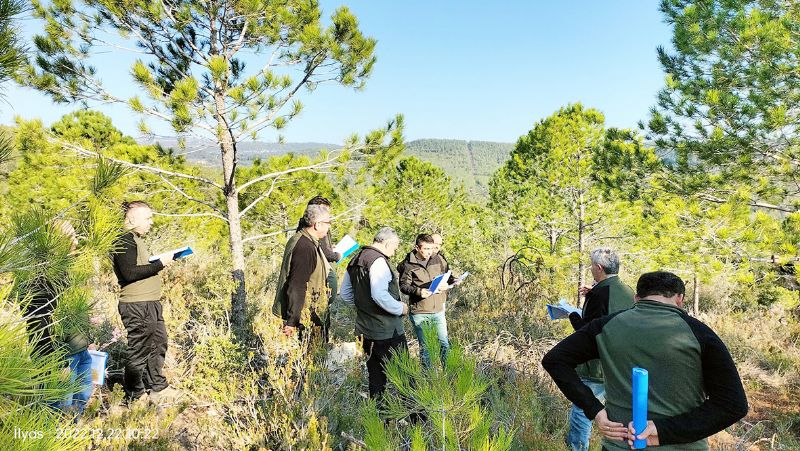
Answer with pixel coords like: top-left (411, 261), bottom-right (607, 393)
top-left (333, 234), bottom-right (360, 263)
top-left (546, 299), bottom-right (582, 320)
top-left (148, 246), bottom-right (194, 262)
top-left (453, 271), bottom-right (470, 284)
top-left (428, 271), bottom-right (452, 294)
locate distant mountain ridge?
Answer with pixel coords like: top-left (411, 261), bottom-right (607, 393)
top-left (142, 137), bottom-right (514, 195)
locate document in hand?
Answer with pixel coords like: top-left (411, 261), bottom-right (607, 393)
top-left (334, 234), bottom-right (360, 263)
top-left (148, 246), bottom-right (194, 262)
top-left (428, 271), bottom-right (451, 294)
top-left (546, 299), bottom-right (582, 320)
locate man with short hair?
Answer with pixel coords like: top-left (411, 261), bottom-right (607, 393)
top-left (564, 248), bottom-right (635, 451)
top-left (397, 233), bottom-right (456, 367)
top-left (297, 195), bottom-right (341, 297)
top-left (542, 271), bottom-right (748, 450)
top-left (112, 201), bottom-right (177, 403)
top-left (273, 204), bottom-right (332, 339)
top-left (431, 233), bottom-right (444, 258)
top-left (339, 227), bottom-right (409, 398)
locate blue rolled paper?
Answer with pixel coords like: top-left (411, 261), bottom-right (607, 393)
top-left (632, 367), bottom-right (649, 449)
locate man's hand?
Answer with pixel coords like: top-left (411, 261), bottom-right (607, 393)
top-left (282, 325), bottom-right (296, 337)
top-left (401, 303), bottom-right (409, 316)
top-left (155, 253), bottom-right (176, 267)
top-left (88, 343), bottom-right (98, 351)
top-left (627, 420), bottom-right (659, 448)
top-left (438, 282), bottom-right (450, 292)
top-left (421, 289), bottom-right (433, 298)
top-left (578, 285), bottom-right (592, 297)
top-left (593, 409), bottom-right (628, 442)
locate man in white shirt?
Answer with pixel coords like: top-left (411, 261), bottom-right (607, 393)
top-left (340, 227), bottom-right (409, 398)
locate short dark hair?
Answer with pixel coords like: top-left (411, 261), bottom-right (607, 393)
top-left (415, 233), bottom-right (434, 246)
top-left (307, 195), bottom-right (332, 207)
top-left (636, 271), bottom-right (686, 299)
top-left (122, 200), bottom-right (151, 217)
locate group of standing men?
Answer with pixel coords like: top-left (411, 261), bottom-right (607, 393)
top-left (103, 198), bottom-right (750, 451)
top-left (273, 196), bottom-right (460, 398)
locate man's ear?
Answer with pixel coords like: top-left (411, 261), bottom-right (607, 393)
top-left (634, 295), bottom-right (641, 302)
top-left (676, 294), bottom-right (685, 308)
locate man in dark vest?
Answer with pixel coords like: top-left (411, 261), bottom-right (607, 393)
top-left (111, 201), bottom-right (178, 404)
top-left (565, 248), bottom-right (635, 451)
top-left (542, 271), bottom-right (748, 451)
top-left (339, 227), bottom-right (409, 398)
top-left (273, 204), bottom-right (332, 340)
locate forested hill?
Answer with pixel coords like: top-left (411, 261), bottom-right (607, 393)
top-left (404, 139), bottom-right (513, 196)
top-left (147, 138), bottom-right (513, 196)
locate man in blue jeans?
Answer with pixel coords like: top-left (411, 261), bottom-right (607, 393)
top-left (62, 348), bottom-right (94, 414)
top-left (565, 248), bottom-right (634, 450)
top-left (397, 234), bottom-right (460, 367)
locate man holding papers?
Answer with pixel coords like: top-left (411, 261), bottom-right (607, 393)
top-left (563, 248), bottom-right (634, 451)
top-left (542, 271), bottom-right (747, 450)
top-left (397, 233), bottom-right (460, 367)
top-left (111, 200), bottom-right (180, 404)
top-left (339, 227), bottom-right (408, 399)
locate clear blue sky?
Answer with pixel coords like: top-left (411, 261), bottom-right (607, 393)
top-left (1, 1), bottom-right (672, 144)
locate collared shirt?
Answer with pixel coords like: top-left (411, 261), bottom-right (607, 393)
top-left (340, 258), bottom-right (405, 315)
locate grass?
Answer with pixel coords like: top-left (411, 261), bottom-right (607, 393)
top-left (6, 252), bottom-right (798, 450)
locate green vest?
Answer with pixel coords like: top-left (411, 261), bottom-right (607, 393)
top-left (577, 276), bottom-right (634, 381)
top-left (119, 234), bottom-right (162, 303)
top-left (599, 301), bottom-right (709, 450)
top-left (347, 246), bottom-right (404, 340)
top-left (272, 230), bottom-right (330, 326)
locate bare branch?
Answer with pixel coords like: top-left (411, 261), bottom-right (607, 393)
top-left (53, 138), bottom-right (225, 190)
top-left (239, 176), bottom-right (282, 218)
top-left (242, 227), bottom-right (295, 244)
top-left (159, 175), bottom-right (227, 217)
top-left (154, 211), bottom-right (228, 222)
top-left (236, 150), bottom-right (345, 193)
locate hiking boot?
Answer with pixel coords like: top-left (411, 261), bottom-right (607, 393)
top-left (148, 387), bottom-right (184, 406)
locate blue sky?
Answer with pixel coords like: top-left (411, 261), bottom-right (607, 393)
top-left (1, 1), bottom-right (672, 144)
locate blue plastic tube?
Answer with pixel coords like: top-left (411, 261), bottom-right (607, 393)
top-left (632, 367), bottom-right (649, 449)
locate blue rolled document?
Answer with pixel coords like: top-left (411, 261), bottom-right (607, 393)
top-left (632, 367), bottom-right (649, 449)
top-left (334, 235), bottom-right (360, 264)
top-left (148, 246), bottom-right (193, 262)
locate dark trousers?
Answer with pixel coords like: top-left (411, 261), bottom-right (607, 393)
top-left (118, 300), bottom-right (168, 399)
top-left (361, 333), bottom-right (408, 398)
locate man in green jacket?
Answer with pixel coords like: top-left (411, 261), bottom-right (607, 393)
top-left (565, 248), bottom-right (635, 450)
top-left (273, 204), bottom-right (332, 341)
top-left (543, 271), bottom-right (748, 450)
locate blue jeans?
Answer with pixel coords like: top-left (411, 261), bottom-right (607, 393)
top-left (409, 311), bottom-right (450, 367)
top-left (62, 350), bottom-right (94, 415)
top-left (567, 378), bottom-right (606, 451)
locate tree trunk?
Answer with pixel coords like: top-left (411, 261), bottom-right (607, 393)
top-left (216, 92), bottom-right (247, 332)
top-left (577, 191), bottom-right (586, 308)
top-left (692, 271), bottom-right (699, 316)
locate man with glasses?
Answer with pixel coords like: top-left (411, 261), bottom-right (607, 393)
top-left (273, 204), bottom-right (332, 341)
top-left (564, 247), bottom-right (634, 451)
